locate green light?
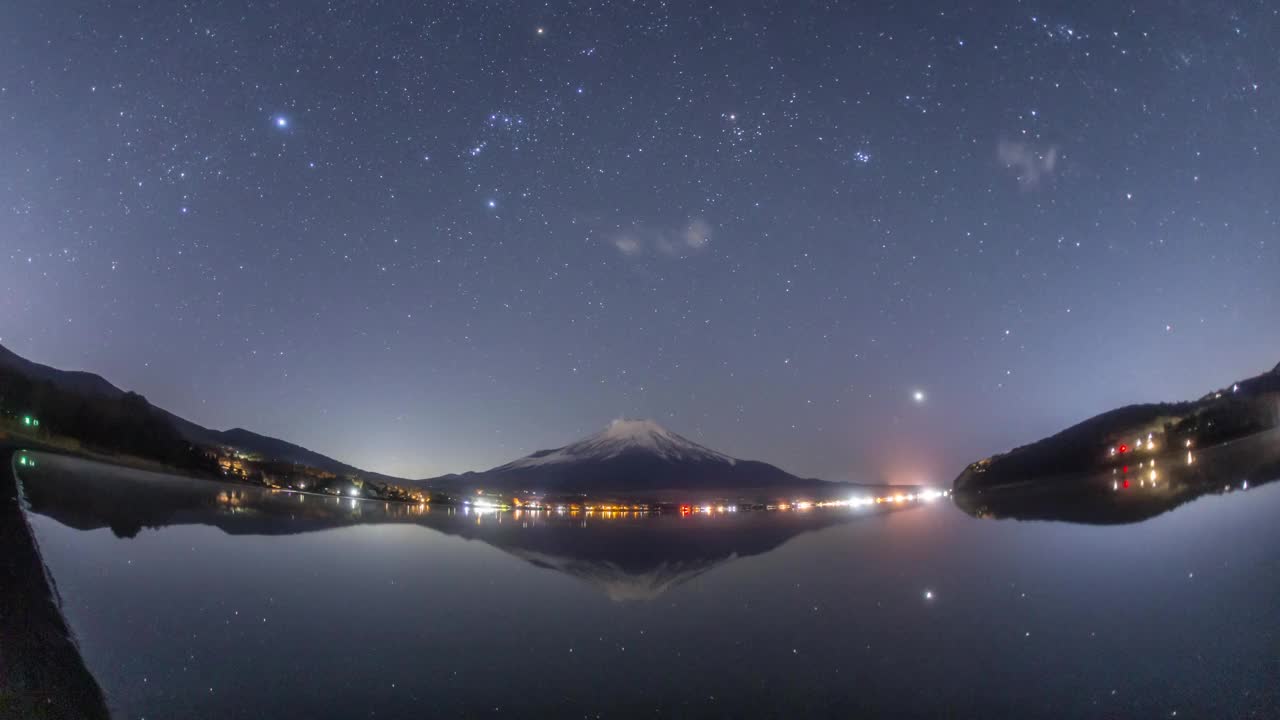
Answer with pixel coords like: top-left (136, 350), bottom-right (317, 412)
top-left (23, 416), bottom-right (32, 426)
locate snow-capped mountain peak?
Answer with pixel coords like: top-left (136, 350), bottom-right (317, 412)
top-left (497, 418), bottom-right (737, 470)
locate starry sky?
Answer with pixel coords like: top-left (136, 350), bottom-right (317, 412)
top-left (3, 1), bottom-right (1278, 483)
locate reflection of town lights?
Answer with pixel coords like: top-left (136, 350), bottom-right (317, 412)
top-left (349, 488), bottom-right (359, 497)
top-left (1243, 481), bottom-right (1249, 490)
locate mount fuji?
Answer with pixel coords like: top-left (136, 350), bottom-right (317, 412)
top-left (421, 419), bottom-right (837, 494)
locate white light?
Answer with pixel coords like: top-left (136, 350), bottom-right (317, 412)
top-left (274, 116), bottom-right (288, 128)
top-left (924, 590), bottom-right (934, 600)
top-left (912, 390), bottom-right (926, 403)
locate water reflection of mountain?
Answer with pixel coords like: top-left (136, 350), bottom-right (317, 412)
top-left (18, 454), bottom-right (894, 600)
top-left (431, 510), bottom-right (869, 601)
top-left (954, 428), bottom-right (1280, 525)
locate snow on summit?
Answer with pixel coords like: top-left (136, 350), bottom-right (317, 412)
top-left (498, 419), bottom-right (737, 469)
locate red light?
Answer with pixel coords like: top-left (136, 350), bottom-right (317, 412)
top-left (1122, 479), bottom-right (1129, 489)
top-left (1123, 466), bottom-right (1128, 474)
top-left (679, 504), bottom-right (692, 515)
top-left (1118, 444), bottom-right (1128, 454)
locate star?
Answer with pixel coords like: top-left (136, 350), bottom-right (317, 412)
top-left (486, 199), bottom-right (497, 209)
top-left (912, 390), bottom-right (926, 404)
top-left (273, 116), bottom-right (289, 129)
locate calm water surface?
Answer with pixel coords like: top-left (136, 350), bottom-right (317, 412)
top-left (16, 445), bottom-right (1280, 719)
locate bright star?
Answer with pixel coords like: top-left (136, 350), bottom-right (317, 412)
top-left (913, 390), bottom-right (926, 404)
top-left (486, 199), bottom-right (497, 209)
top-left (274, 116), bottom-right (288, 129)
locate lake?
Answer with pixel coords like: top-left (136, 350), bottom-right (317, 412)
top-left (14, 439), bottom-right (1280, 718)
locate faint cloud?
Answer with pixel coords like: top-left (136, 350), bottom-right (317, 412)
top-left (997, 139), bottom-right (1059, 190)
top-left (681, 218), bottom-right (712, 250)
top-left (604, 218), bottom-right (713, 258)
top-left (612, 235), bottom-right (642, 256)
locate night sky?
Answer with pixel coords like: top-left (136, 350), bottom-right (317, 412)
top-left (3, 1), bottom-right (1278, 483)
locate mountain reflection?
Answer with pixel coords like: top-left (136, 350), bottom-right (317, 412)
top-left (954, 428), bottom-right (1280, 525)
top-left (16, 456), bottom-right (907, 601)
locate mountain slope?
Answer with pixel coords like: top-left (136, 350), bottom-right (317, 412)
top-left (0, 344), bottom-right (123, 400)
top-left (422, 418), bottom-right (829, 493)
top-left (0, 343), bottom-right (402, 483)
top-left (954, 360), bottom-right (1280, 491)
